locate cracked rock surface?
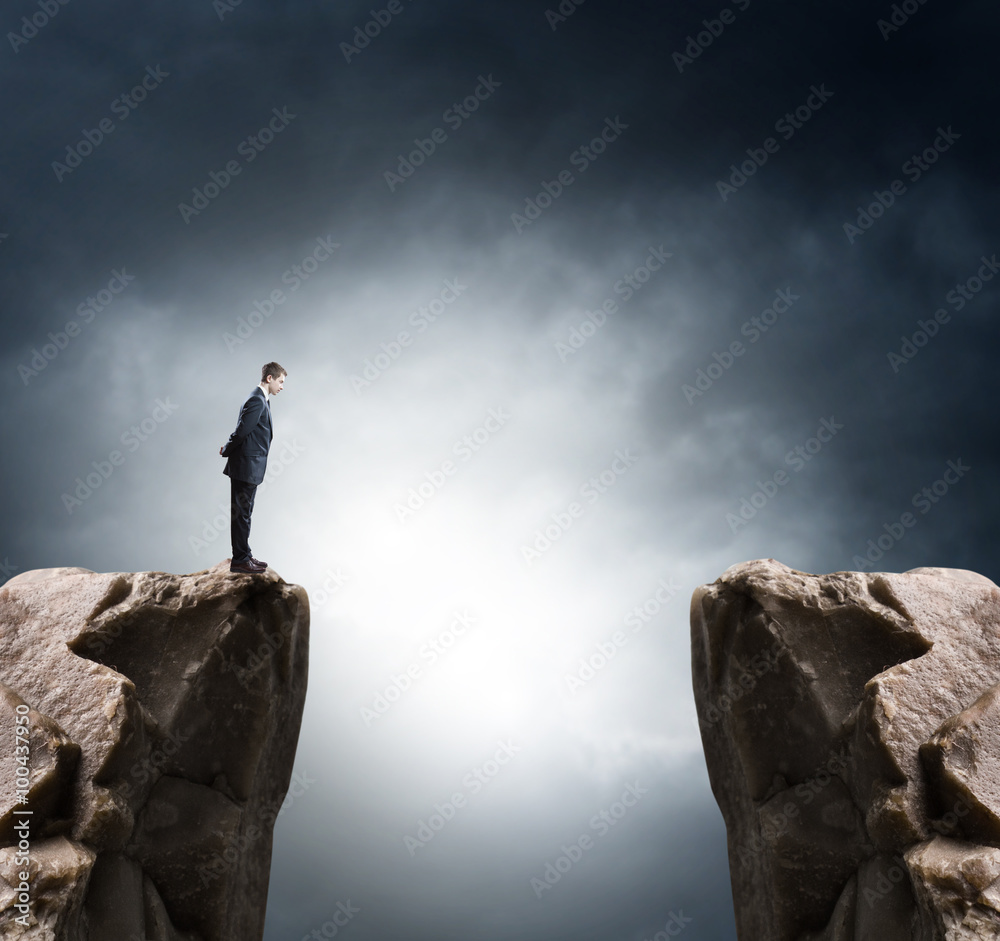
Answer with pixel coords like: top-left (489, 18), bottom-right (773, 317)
top-left (692, 559), bottom-right (1000, 941)
top-left (0, 561), bottom-right (309, 940)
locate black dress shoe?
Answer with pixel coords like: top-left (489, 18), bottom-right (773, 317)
top-left (250, 557), bottom-right (268, 569)
top-left (230, 559), bottom-right (265, 574)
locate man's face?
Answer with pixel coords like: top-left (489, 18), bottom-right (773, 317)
top-left (265, 373), bottom-right (286, 395)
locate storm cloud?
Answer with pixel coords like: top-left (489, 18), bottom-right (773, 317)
top-left (1, 1), bottom-right (998, 938)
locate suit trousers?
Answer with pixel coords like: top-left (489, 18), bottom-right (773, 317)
top-left (230, 477), bottom-right (258, 564)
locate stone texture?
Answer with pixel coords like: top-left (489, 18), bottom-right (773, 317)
top-left (0, 838), bottom-right (95, 941)
top-left (692, 559), bottom-right (1000, 941)
top-left (921, 684), bottom-right (1000, 848)
top-left (0, 684), bottom-right (80, 845)
top-left (0, 561), bottom-right (309, 940)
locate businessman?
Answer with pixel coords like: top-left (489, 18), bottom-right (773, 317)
top-left (220, 362), bottom-right (286, 574)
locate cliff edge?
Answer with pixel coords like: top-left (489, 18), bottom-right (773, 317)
top-left (692, 559), bottom-right (1000, 941)
top-left (0, 560), bottom-right (309, 941)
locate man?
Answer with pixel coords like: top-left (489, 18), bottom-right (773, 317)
top-left (220, 362), bottom-right (286, 574)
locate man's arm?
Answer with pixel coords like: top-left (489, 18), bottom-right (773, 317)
top-left (220, 393), bottom-right (265, 455)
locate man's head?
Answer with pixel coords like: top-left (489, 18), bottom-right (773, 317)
top-left (261, 361), bottom-right (287, 395)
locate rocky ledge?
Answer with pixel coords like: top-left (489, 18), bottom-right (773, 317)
top-left (692, 559), bottom-right (1000, 941)
top-left (0, 560), bottom-right (309, 941)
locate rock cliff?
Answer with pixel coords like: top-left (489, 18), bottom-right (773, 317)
top-left (0, 560), bottom-right (309, 941)
top-left (692, 559), bottom-right (1000, 941)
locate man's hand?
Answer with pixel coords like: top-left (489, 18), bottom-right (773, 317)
top-left (219, 446), bottom-right (225, 456)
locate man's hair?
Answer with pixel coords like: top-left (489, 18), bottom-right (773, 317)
top-left (262, 361), bottom-right (287, 383)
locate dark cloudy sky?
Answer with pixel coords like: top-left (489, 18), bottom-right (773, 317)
top-left (2, 0), bottom-right (998, 938)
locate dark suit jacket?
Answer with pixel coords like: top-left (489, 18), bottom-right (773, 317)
top-left (222, 387), bottom-right (273, 485)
